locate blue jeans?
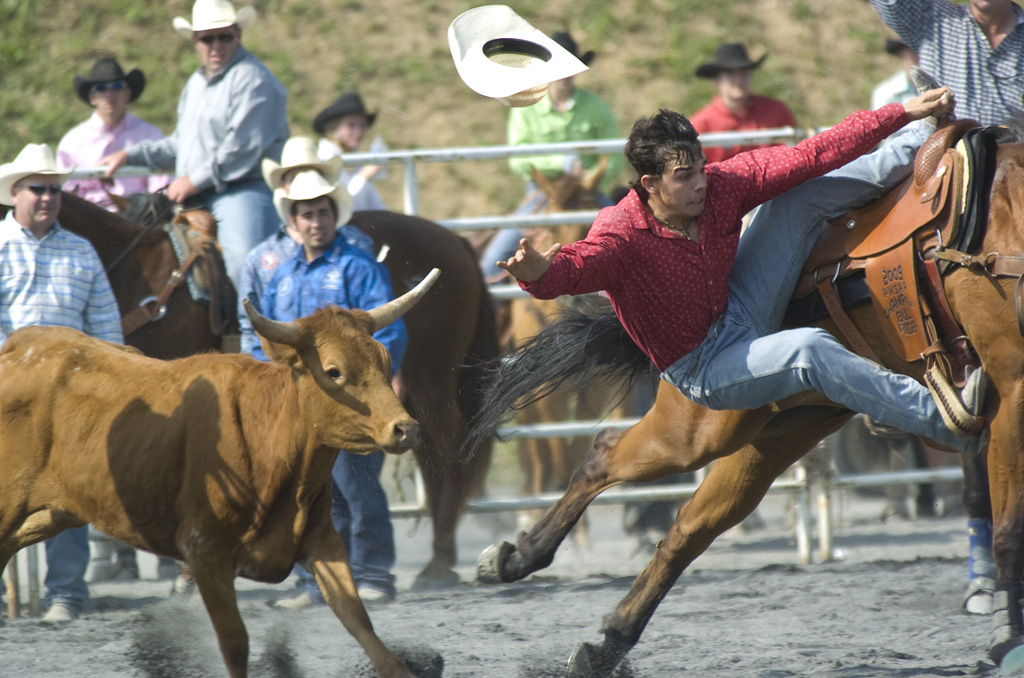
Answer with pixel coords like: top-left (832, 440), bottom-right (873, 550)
top-left (44, 526), bottom-right (89, 610)
top-left (199, 179), bottom-right (280, 292)
top-left (295, 450), bottom-right (396, 600)
top-left (663, 122), bottom-right (971, 452)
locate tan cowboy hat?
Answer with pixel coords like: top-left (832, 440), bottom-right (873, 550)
top-left (448, 5), bottom-right (589, 107)
top-left (273, 170), bottom-right (354, 229)
top-left (0, 144), bottom-right (75, 206)
top-left (173, 0), bottom-right (256, 38)
top-left (262, 137), bottom-right (343, 190)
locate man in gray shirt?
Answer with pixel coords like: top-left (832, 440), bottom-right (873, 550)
top-left (101, 0), bottom-right (289, 290)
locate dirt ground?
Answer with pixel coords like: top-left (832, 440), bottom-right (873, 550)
top-left (1, 489), bottom-right (996, 677)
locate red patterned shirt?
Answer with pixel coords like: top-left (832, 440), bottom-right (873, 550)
top-left (522, 104), bottom-right (908, 371)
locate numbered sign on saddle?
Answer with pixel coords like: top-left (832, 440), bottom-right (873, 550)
top-left (790, 121), bottom-right (976, 364)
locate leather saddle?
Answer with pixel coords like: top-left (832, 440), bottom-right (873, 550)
top-left (786, 120), bottom-right (984, 433)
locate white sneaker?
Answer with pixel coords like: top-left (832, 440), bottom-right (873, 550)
top-left (42, 603), bottom-right (78, 624)
top-left (274, 592), bottom-right (315, 610)
top-left (357, 587), bottom-right (394, 604)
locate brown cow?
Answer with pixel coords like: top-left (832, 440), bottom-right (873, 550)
top-left (0, 270), bottom-right (441, 678)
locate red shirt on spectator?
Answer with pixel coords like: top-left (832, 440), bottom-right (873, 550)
top-left (522, 104), bottom-right (907, 372)
top-left (690, 95), bottom-right (798, 164)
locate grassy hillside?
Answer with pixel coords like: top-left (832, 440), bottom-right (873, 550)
top-left (1, 0), bottom-right (910, 221)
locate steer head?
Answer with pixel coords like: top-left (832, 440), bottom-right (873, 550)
top-left (244, 269), bottom-right (440, 453)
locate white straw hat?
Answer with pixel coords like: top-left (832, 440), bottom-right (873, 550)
top-left (448, 5), bottom-right (589, 107)
top-left (273, 170), bottom-right (354, 230)
top-left (262, 137), bottom-right (344, 190)
top-left (0, 144), bottom-right (75, 206)
top-left (173, 0), bottom-right (256, 38)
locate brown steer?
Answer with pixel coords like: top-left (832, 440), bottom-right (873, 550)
top-left (0, 269), bottom-right (440, 678)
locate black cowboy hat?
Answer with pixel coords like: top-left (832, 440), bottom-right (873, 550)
top-left (73, 57), bottom-right (146, 104)
top-left (552, 31), bottom-right (595, 66)
top-left (694, 43), bottom-right (767, 79)
top-left (885, 38), bottom-right (911, 56)
top-left (312, 92), bottom-right (378, 136)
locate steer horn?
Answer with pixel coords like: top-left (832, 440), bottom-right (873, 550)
top-left (367, 268), bottom-right (441, 333)
top-left (243, 298), bottom-right (301, 345)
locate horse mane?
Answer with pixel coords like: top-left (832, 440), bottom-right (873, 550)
top-left (464, 306), bottom-right (655, 457)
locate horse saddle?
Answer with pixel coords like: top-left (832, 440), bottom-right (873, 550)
top-left (787, 120), bottom-right (985, 434)
top-left (120, 205), bottom-right (238, 339)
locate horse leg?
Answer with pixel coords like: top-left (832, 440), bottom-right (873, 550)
top-left (478, 383), bottom-right (770, 584)
top-left (567, 408), bottom-right (845, 678)
top-left (983, 395), bottom-right (1024, 670)
top-left (961, 451), bottom-right (995, 614)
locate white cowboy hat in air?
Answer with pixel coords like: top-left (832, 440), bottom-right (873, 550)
top-left (448, 5), bottom-right (589, 107)
top-left (0, 144), bottom-right (75, 206)
top-left (173, 0), bottom-right (256, 39)
top-left (273, 170), bottom-right (354, 229)
top-left (262, 137), bottom-right (344, 190)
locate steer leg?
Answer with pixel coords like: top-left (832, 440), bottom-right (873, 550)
top-left (478, 383), bottom-right (771, 584)
top-left (1, 509), bottom-right (85, 570)
top-left (568, 408), bottom-right (844, 677)
top-left (306, 517), bottom-right (415, 678)
top-left (188, 558), bottom-right (250, 678)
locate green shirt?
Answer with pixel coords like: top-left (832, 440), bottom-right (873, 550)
top-left (507, 87), bottom-right (624, 195)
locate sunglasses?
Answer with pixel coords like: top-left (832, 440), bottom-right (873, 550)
top-left (23, 184), bottom-right (62, 197)
top-left (90, 81), bottom-right (127, 94)
top-left (197, 32), bottom-right (236, 46)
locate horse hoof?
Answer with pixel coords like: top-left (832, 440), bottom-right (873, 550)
top-left (476, 541), bottom-right (515, 584)
top-left (1000, 644), bottom-right (1024, 675)
top-left (965, 576), bottom-right (995, 615)
top-left (411, 568), bottom-right (461, 591)
top-left (567, 642), bottom-right (597, 678)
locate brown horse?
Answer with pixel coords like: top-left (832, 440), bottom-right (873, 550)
top-left (54, 192), bottom-right (227, 359)
top-left (467, 120), bottom-right (1024, 676)
top-left (349, 210), bottom-right (500, 587)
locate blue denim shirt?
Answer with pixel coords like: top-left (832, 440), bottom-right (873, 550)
top-left (251, 232), bottom-right (407, 372)
top-left (238, 224), bottom-right (375, 354)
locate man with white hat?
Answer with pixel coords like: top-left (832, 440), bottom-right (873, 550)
top-left (0, 143), bottom-right (123, 624)
top-left (237, 137), bottom-right (374, 355)
top-left (250, 169), bottom-right (405, 607)
top-left (100, 0), bottom-right (289, 291)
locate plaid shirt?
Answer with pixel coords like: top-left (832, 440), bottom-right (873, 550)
top-left (871, 0), bottom-right (1024, 126)
top-left (0, 212), bottom-right (123, 346)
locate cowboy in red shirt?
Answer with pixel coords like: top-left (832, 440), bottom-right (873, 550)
top-left (689, 43), bottom-right (798, 164)
top-left (498, 87), bottom-right (988, 456)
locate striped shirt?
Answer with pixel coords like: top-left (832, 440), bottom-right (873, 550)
top-left (871, 0), bottom-right (1024, 127)
top-left (0, 212), bottom-right (123, 346)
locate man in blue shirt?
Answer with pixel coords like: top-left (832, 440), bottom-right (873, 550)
top-left (256, 170), bottom-right (406, 605)
top-left (238, 136), bottom-right (375, 354)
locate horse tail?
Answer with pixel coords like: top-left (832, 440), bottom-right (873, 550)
top-left (465, 305), bottom-right (654, 456)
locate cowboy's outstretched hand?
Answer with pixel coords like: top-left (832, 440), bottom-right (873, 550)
top-left (497, 238), bottom-right (561, 282)
top-left (904, 87), bottom-right (955, 121)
